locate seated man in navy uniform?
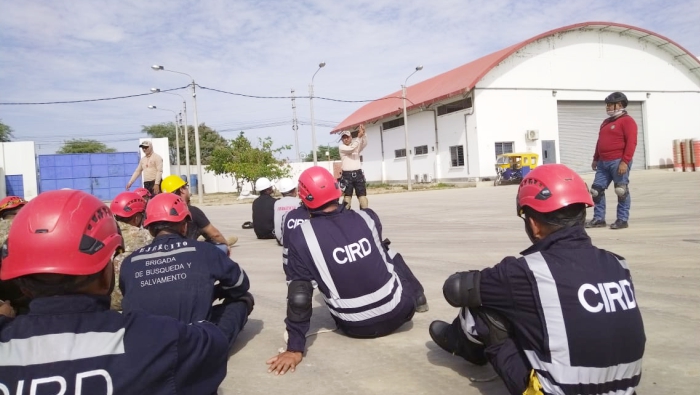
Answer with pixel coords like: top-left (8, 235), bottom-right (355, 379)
top-left (429, 164), bottom-right (645, 395)
top-left (0, 190), bottom-right (232, 394)
top-left (119, 193), bottom-right (253, 351)
top-left (266, 166), bottom-right (428, 375)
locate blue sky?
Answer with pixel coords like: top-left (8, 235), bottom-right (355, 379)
top-left (0, 0), bottom-right (698, 158)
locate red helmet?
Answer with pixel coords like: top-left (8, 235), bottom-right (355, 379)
top-left (110, 192), bottom-right (146, 218)
top-left (133, 187), bottom-right (152, 200)
top-left (143, 193), bottom-right (191, 227)
top-left (0, 196), bottom-right (27, 215)
top-left (0, 190), bottom-right (123, 280)
top-left (298, 166), bottom-right (342, 209)
top-left (516, 164), bottom-right (593, 215)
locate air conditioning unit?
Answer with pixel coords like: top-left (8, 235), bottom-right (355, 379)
top-left (414, 174), bottom-right (420, 183)
top-left (526, 130), bottom-right (539, 141)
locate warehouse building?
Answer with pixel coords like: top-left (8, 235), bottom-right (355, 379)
top-left (332, 22), bottom-right (700, 182)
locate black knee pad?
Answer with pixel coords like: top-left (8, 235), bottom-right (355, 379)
top-left (614, 183), bottom-right (629, 203)
top-left (443, 271), bottom-right (481, 308)
top-left (287, 280), bottom-right (313, 322)
top-left (590, 185), bottom-right (605, 204)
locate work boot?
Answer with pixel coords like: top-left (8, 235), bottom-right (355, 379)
top-left (415, 293), bottom-right (429, 313)
top-left (343, 196), bottom-right (352, 210)
top-left (227, 235), bottom-right (238, 246)
top-left (610, 220), bottom-right (629, 230)
top-left (585, 218), bottom-right (606, 228)
top-left (358, 196), bottom-right (369, 209)
top-left (429, 320), bottom-right (487, 365)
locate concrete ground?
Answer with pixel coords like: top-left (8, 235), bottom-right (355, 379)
top-left (197, 169), bottom-right (700, 395)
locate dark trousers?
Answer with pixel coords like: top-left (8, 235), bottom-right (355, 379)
top-left (143, 180), bottom-right (156, 195)
top-left (391, 251), bottom-right (425, 298)
top-left (334, 251), bottom-right (423, 339)
top-left (341, 170), bottom-right (367, 197)
top-left (209, 300), bottom-right (249, 352)
top-left (450, 310), bottom-right (531, 395)
top-left (335, 299), bottom-right (415, 339)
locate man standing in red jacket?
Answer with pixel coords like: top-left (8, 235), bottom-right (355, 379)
top-left (586, 92), bottom-right (638, 230)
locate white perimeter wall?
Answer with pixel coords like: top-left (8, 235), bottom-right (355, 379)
top-left (172, 160), bottom-right (338, 194)
top-left (475, 28), bottom-right (700, 176)
top-left (0, 141), bottom-right (38, 199)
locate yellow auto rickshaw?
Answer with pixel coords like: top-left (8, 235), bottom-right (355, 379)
top-left (494, 152), bottom-right (539, 186)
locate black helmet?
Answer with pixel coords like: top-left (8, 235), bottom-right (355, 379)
top-left (605, 92), bottom-right (628, 108)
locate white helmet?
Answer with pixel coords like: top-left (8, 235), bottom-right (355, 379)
top-left (278, 178), bottom-right (296, 194)
top-left (255, 177), bottom-right (273, 191)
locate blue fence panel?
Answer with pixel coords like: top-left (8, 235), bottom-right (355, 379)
top-left (40, 180), bottom-right (57, 192)
top-left (71, 154), bottom-right (90, 166)
top-left (55, 166), bottom-right (73, 179)
top-left (54, 155), bottom-right (73, 167)
top-left (73, 166), bottom-right (91, 178)
top-left (73, 178), bottom-right (92, 190)
top-left (37, 152), bottom-right (145, 201)
top-left (38, 156), bottom-right (55, 168)
top-left (124, 153), bottom-right (140, 165)
top-left (5, 175), bottom-right (24, 198)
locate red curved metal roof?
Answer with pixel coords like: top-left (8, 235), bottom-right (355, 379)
top-left (332, 21), bottom-right (700, 133)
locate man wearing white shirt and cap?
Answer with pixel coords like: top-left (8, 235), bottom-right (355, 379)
top-left (274, 178), bottom-right (301, 246)
top-left (339, 124), bottom-right (368, 209)
top-left (127, 140), bottom-right (163, 195)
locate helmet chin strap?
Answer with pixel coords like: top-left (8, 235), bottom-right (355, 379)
top-left (522, 216), bottom-right (539, 244)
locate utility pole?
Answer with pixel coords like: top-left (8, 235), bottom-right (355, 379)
top-left (291, 89), bottom-right (300, 162)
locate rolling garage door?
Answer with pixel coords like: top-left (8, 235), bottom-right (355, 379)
top-left (557, 101), bottom-right (646, 173)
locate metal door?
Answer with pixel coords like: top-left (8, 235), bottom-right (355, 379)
top-left (542, 140), bottom-right (557, 164)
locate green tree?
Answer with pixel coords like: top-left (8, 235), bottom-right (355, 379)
top-left (209, 132), bottom-right (292, 193)
top-left (0, 119), bottom-right (14, 142)
top-left (142, 122), bottom-right (227, 165)
top-left (303, 146), bottom-right (340, 162)
top-left (57, 139), bottom-right (116, 154)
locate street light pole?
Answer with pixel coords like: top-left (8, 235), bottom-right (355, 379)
top-left (402, 65), bottom-right (423, 191)
top-left (151, 88), bottom-right (190, 185)
top-left (147, 105), bottom-right (180, 176)
top-left (151, 65), bottom-right (203, 204)
top-left (309, 62), bottom-right (326, 166)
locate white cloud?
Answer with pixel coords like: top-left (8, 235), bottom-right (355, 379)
top-left (0, 0), bottom-right (698, 156)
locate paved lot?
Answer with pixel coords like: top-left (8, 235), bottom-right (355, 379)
top-left (197, 169), bottom-right (700, 394)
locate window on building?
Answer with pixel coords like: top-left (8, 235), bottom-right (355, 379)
top-left (395, 149), bottom-right (406, 158)
top-left (437, 97), bottom-right (473, 116)
top-left (449, 145), bottom-right (465, 167)
top-left (495, 142), bottom-right (514, 157)
top-left (382, 118), bottom-right (404, 131)
top-left (414, 145), bottom-right (428, 155)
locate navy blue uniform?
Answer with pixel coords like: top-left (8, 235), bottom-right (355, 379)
top-left (281, 205), bottom-right (310, 259)
top-left (284, 206), bottom-right (423, 352)
top-left (456, 226), bottom-right (645, 394)
top-left (0, 295), bottom-right (228, 395)
top-left (120, 234), bottom-right (250, 347)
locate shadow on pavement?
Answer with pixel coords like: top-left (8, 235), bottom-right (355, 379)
top-left (230, 318), bottom-right (264, 356)
top-left (425, 342), bottom-right (508, 395)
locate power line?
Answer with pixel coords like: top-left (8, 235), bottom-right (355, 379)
top-left (196, 85), bottom-right (409, 104)
top-left (0, 84), bottom-right (415, 107)
top-left (0, 86), bottom-right (189, 105)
